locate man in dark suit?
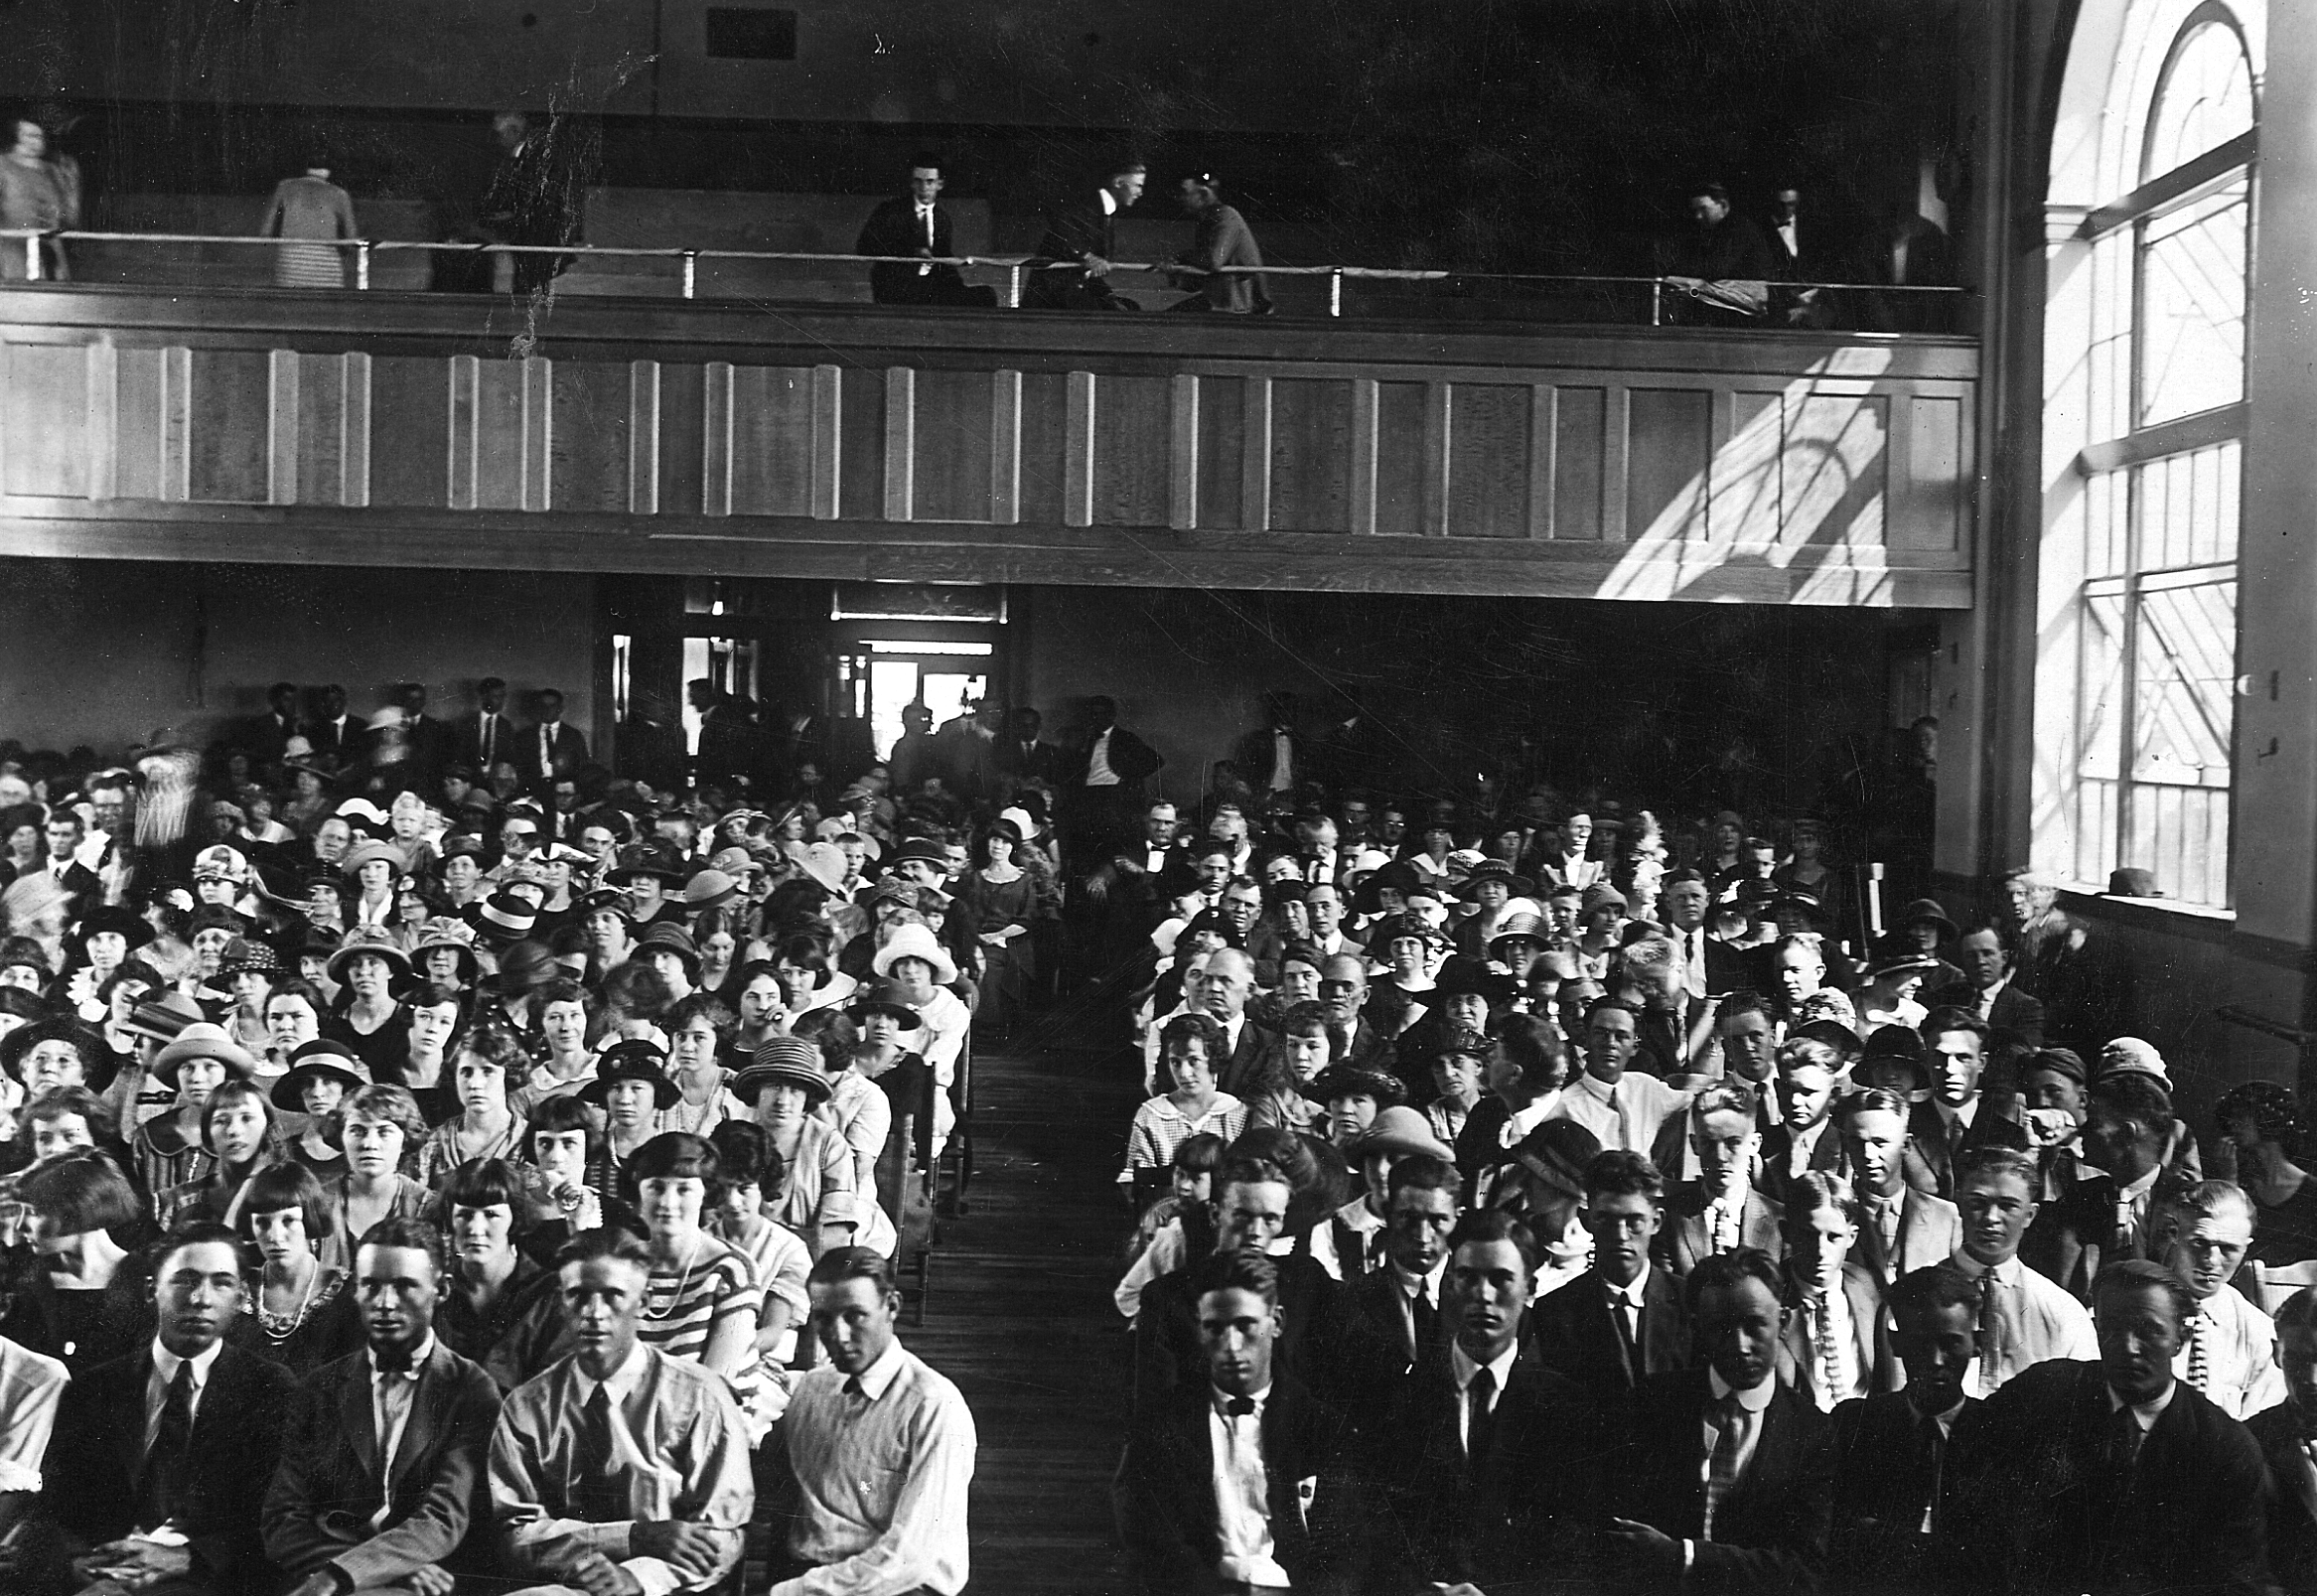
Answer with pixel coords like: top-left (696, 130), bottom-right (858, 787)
top-left (1196, 949), bottom-right (1279, 1103)
top-left (1134, 1156), bottom-right (1362, 1417)
top-left (1945, 1259), bottom-right (2272, 1596)
top-left (43, 1224), bottom-right (299, 1595)
top-left (2021, 1072), bottom-right (2178, 1301)
top-left (1655, 1081), bottom-right (1786, 1277)
top-left (517, 687), bottom-right (588, 798)
top-left (1602, 1247), bottom-right (1835, 1591)
top-left (855, 155), bottom-right (999, 308)
top-left (1232, 690), bottom-right (1307, 803)
top-left (392, 682), bottom-right (450, 795)
top-left (1024, 157), bottom-right (1145, 311)
top-left (1909, 1006), bottom-right (2032, 1198)
top-left (263, 1219), bottom-right (503, 1596)
top-left (1923, 920), bottom-right (2047, 1047)
top-left (1826, 1263), bottom-right (1980, 1592)
top-left (1844, 1087), bottom-right (1964, 1291)
top-left (1760, 1035), bottom-right (1845, 1207)
top-left (1366, 1211), bottom-right (1609, 1591)
top-left (992, 705), bottom-right (1061, 789)
top-left (1349, 1156), bottom-right (1458, 1378)
top-left (2248, 1285), bottom-right (2317, 1593)
top-left (1315, 955), bottom-right (1394, 1077)
top-left (1531, 1150), bottom-right (1691, 1399)
top-left (246, 681), bottom-right (304, 770)
top-left (1113, 1248), bottom-right (1359, 1596)
top-left (305, 682), bottom-right (357, 770)
top-left (453, 676), bottom-right (517, 777)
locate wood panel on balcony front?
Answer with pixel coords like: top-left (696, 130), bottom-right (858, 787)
top-left (0, 288), bottom-right (1977, 605)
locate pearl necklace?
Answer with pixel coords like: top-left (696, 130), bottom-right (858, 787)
top-left (643, 1233), bottom-right (701, 1321)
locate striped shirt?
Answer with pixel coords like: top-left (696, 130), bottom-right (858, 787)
top-left (781, 1339), bottom-right (976, 1593)
top-left (1120, 1092), bottom-right (1246, 1185)
top-left (638, 1235), bottom-right (762, 1369)
top-left (416, 1112), bottom-right (527, 1187)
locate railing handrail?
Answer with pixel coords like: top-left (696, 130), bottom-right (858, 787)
top-left (0, 226), bottom-right (1974, 324)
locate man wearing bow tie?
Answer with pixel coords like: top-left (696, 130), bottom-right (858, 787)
top-left (856, 155), bottom-right (999, 308)
top-left (264, 1220), bottom-right (503, 1596)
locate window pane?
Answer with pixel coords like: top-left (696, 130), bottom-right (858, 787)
top-left (2079, 590), bottom-right (2126, 781)
top-left (2137, 180), bottom-right (2247, 426)
top-left (2143, 19), bottom-right (2255, 181)
top-left (2131, 576), bottom-right (2236, 788)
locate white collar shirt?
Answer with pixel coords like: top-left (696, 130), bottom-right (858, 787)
top-left (2175, 1284), bottom-right (2287, 1420)
top-left (1699, 1368), bottom-right (1778, 1537)
top-left (1450, 1341), bottom-right (1521, 1456)
top-left (1947, 1247), bottom-right (2100, 1396)
top-left (145, 1338), bottom-right (224, 1454)
top-left (368, 1335), bottom-right (435, 1528)
top-left (1209, 1383), bottom-right (1288, 1588)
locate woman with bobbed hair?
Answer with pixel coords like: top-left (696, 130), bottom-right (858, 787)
top-left (2215, 1080), bottom-right (2317, 1266)
top-left (432, 1157), bottom-right (568, 1389)
top-left (627, 1132), bottom-right (762, 1390)
top-left (229, 1160), bottom-right (355, 1374)
top-left (0, 1149), bottom-right (154, 1373)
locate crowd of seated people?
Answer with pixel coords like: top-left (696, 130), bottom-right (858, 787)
top-left (0, 679), bottom-right (1007, 1594)
top-left (1087, 736), bottom-right (2317, 1591)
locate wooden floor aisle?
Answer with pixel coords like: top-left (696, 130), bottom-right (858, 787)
top-left (902, 1037), bottom-right (1146, 1594)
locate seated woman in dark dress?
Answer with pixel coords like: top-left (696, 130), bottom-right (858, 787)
top-left (228, 1160), bottom-right (357, 1375)
top-left (0, 1149), bottom-right (154, 1376)
top-left (2214, 1080), bottom-right (2317, 1268)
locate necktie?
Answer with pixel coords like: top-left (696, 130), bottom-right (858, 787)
top-left (137, 1361), bottom-right (196, 1530)
top-left (1711, 1199), bottom-right (1738, 1254)
top-left (1812, 1295), bottom-right (1838, 1410)
top-left (1408, 1286), bottom-right (1437, 1365)
top-left (1612, 1290), bottom-right (1642, 1385)
top-left (2115, 1191), bottom-right (2140, 1254)
top-left (1874, 1200), bottom-right (1899, 1259)
top-left (2110, 1404), bottom-right (2144, 1474)
top-left (1918, 1411), bottom-right (1947, 1534)
top-left (2187, 1313), bottom-right (2213, 1396)
top-left (482, 717), bottom-right (496, 766)
top-left (1976, 1269), bottom-right (2003, 1389)
top-left (1606, 1085), bottom-right (1627, 1147)
top-left (571, 1384), bottom-right (628, 1523)
top-left (541, 725), bottom-right (553, 774)
top-left (1465, 1366), bottom-right (1497, 1467)
top-left (1704, 1394), bottom-right (1748, 1540)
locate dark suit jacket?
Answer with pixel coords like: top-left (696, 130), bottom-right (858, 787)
top-left (1826, 1390), bottom-right (1977, 1593)
top-left (1758, 1120), bottom-right (1844, 1209)
top-left (1346, 1264), bottom-right (1449, 1378)
top-left (1025, 192), bottom-right (1127, 309)
top-left (2020, 1171), bottom-right (2158, 1302)
top-left (1367, 1348), bottom-right (1609, 1591)
top-left (1232, 726), bottom-right (1305, 795)
top-left (1064, 724), bottom-right (1163, 791)
top-left (994, 736), bottom-right (1061, 785)
top-left (1852, 1186), bottom-right (1963, 1293)
top-left (47, 1342), bottom-right (298, 1595)
top-left (453, 711), bottom-right (517, 773)
top-left (1608, 1368), bottom-right (1833, 1593)
top-left (1907, 1097), bottom-right (2031, 1199)
top-left (245, 711), bottom-right (302, 769)
top-left (515, 721), bottom-right (588, 786)
top-left (1777, 1265), bottom-right (1896, 1409)
top-left (305, 715), bottom-right (358, 769)
top-left (1655, 1182), bottom-right (1787, 1277)
top-left (1136, 1251), bottom-right (1362, 1417)
top-left (261, 1340), bottom-right (503, 1587)
top-left (857, 196), bottom-right (971, 302)
top-left (1947, 1360), bottom-right (2271, 1596)
top-left (2248, 1402), bottom-right (2317, 1594)
top-left (1922, 981), bottom-right (2046, 1047)
top-left (1214, 1019), bottom-right (1282, 1101)
top-left (1529, 1267), bottom-right (1690, 1401)
top-left (1112, 1374), bottom-right (1359, 1596)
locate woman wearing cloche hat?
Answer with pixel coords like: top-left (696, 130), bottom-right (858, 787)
top-left (731, 1035), bottom-right (859, 1256)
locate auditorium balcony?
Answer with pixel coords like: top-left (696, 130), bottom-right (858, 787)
top-left (0, 223), bottom-right (1979, 609)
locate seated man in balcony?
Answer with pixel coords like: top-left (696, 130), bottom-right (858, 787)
top-left (1025, 156), bottom-right (1147, 312)
top-left (1657, 179), bottom-right (1776, 327)
top-left (856, 154), bottom-right (1000, 308)
top-left (1166, 175), bottom-right (1272, 316)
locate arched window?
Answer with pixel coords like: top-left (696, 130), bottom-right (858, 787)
top-left (2043, 1), bottom-right (2255, 909)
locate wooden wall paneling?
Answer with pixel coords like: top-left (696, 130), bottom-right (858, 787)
top-left (1781, 388), bottom-right (1888, 549)
top-left (700, 362), bottom-right (734, 516)
top-left (1194, 373), bottom-right (1245, 531)
top-left (186, 349), bottom-right (271, 504)
top-left (836, 363), bottom-right (885, 520)
top-left (882, 365), bottom-right (916, 522)
top-left (2, 342), bottom-right (90, 499)
top-left (470, 357), bottom-right (526, 511)
top-left (1419, 381), bottom-right (1451, 536)
top-left (1238, 375), bottom-right (1271, 532)
top-left (1016, 370), bottom-right (1069, 528)
top-left (988, 369), bottom-right (1021, 524)
top-left (1347, 378), bottom-right (1380, 534)
top-left (294, 353), bottom-right (346, 508)
top-left (1525, 384), bottom-right (1556, 538)
top-left (84, 342), bottom-right (117, 502)
top-left (1444, 382), bottom-right (1530, 539)
top-left (1269, 377), bottom-right (1354, 533)
top-left (1550, 385), bottom-right (1605, 541)
top-left (1625, 387), bottom-right (1711, 546)
top-left (369, 355), bottom-right (448, 509)
top-left (1168, 372), bottom-right (1198, 531)
top-left (267, 349), bottom-right (300, 506)
top-left (1717, 389), bottom-right (1786, 548)
top-left (113, 348), bottom-right (163, 502)
top-left (342, 353), bottom-right (371, 508)
top-left (1892, 390), bottom-right (1964, 551)
top-left (1372, 380), bottom-right (1426, 535)
top-left (628, 362), bottom-right (660, 515)
top-left (655, 362), bottom-right (704, 518)
top-left (1090, 373), bottom-right (1170, 528)
top-left (523, 358), bottom-right (554, 511)
top-left (909, 367), bottom-right (995, 523)
top-left (160, 348), bottom-right (193, 503)
top-left (810, 364), bottom-right (842, 518)
top-left (1060, 369), bottom-right (1095, 528)
top-left (726, 364), bottom-right (816, 518)
top-left (1600, 386), bottom-right (1629, 542)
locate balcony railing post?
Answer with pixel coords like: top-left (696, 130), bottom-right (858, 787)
top-left (1329, 268), bottom-right (1344, 318)
top-left (24, 234), bottom-right (40, 282)
top-left (1651, 278), bottom-right (1663, 327)
top-left (681, 250), bottom-right (698, 300)
top-left (1007, 262), bottom-right (1023, 309)
top-left (355, 240), bottom-right (371, 291)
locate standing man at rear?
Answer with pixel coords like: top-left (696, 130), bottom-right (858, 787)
top-left (857, 155), bottom-right (999, 308)
top-left (770, 1247), bottom-right (976, 1594)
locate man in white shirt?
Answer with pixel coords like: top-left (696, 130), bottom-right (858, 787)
top-left (1946, 1146), bottom-right (2097, 1397)
top-left (2156, 1179), bottom-right (2285, 1419)
top-left (776, 1247), bottom-right (977, 1595)
top-left (1546, 997), bottom-right (1691, 1153)
top-left (1114, 1248), bottom-right (1354, 1595)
